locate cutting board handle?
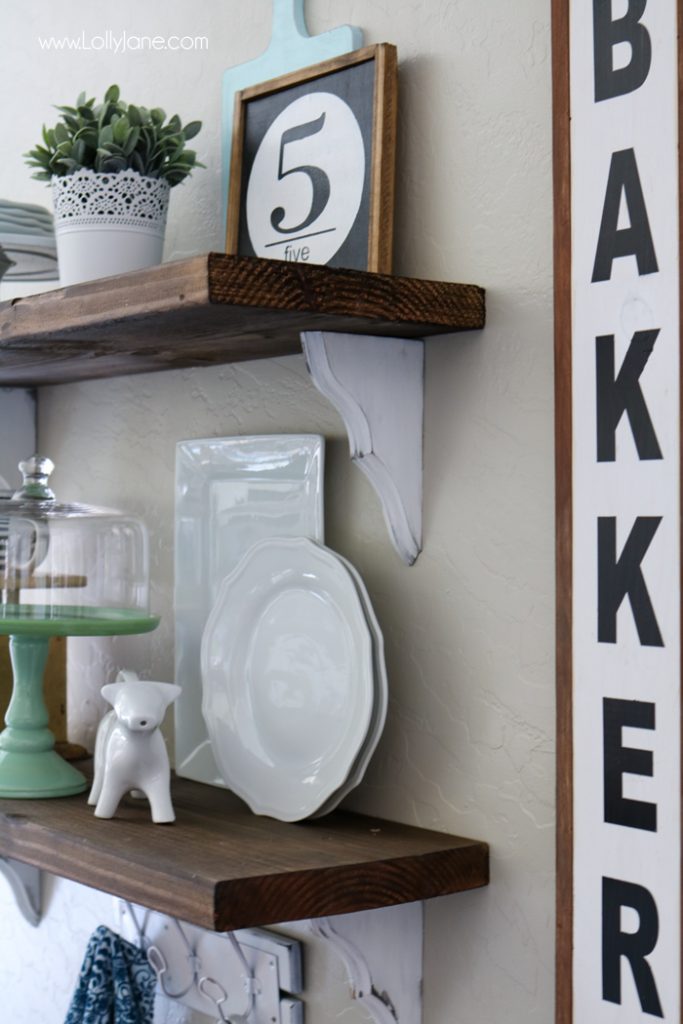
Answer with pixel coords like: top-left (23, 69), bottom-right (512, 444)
top-left (271, 0), bottom-right (309, 42)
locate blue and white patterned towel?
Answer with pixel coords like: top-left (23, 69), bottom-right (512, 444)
top-left (64, 924), bottom-right (155, 1024)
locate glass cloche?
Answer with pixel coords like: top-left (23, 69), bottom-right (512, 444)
top-left (0, 455), bottom-right (154, 631)
top-left (0, 455), bottom-right (159, 799)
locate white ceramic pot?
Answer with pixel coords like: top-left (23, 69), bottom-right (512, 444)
top-left (51, 168), bottom-right (170, 286)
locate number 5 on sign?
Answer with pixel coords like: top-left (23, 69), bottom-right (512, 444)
top-left (226, 44), bottom-right (398, 273)
top-left (269, 112), bottom-right (332, 234)
top-left (247, 94), bottom-right (364, 264)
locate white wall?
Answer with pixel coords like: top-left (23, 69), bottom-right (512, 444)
top-left (0, 2), bottom-right (554, 1022)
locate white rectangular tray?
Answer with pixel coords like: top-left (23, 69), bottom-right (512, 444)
top-left (174, 434), bottom-right (325, 785)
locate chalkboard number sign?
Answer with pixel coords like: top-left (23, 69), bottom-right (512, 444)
top-left (226, 44), bottom-right (397, 273)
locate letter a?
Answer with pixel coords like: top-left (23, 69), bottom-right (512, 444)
top-left (592, 149), bottom-right (658, 282)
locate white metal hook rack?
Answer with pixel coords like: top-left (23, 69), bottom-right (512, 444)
top-left (116, 901), bottom-right (424, 1024)
top-left (116, 901), bottom-right (303, 1024)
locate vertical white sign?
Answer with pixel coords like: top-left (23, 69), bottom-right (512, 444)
top-left (571, 1), bottom-right (680, 1020)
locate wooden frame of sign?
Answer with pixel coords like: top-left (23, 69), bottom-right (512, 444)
top-left (554, 1), bottom-right (682, 1021)
top-left (225, 44), bottom-right (397, 273)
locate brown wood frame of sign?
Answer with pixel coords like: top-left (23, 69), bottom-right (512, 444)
top-left (225, 44), bottom-right (397, 274)
top-left (554, 1), bottom-right (683, 1021)
top-left (553, 3), bottom-right (572, 1018)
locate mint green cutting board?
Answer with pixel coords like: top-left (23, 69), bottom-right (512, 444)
top-left (221, 0), bottom-right (363, 227)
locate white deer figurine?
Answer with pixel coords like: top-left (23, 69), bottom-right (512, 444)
top-left (88, 670), bottom-right (181, 824)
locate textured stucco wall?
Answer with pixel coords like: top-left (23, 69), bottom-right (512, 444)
top-left (0, 2), bottom-right (554, 1021)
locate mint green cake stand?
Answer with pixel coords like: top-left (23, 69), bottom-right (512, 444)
top-left (0, 605), bottom-right (159, 798)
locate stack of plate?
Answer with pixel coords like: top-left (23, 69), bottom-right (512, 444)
top-left (174, 434), bottom-right (387, 821)
top-left (0, 198), bottom-right (58, 282)
top-left (200, 536), bottom-right (387, 821)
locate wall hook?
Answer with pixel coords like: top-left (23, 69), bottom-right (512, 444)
top-left (124, 902), bottom-right (198, 999)
top-left (198, 975), bottom-right (232, 1023)
top-left (117, 901), bottom-right (276, 1022)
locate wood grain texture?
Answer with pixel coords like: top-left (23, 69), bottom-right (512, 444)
top-left (0, 769), bottom-right (489, 931)
top-left (552, 0), bottom-right (572, 1021)
top-left (237, 45), bottom-right (387, 101)
top-left (0, 253), bottom-right (485, 387)
top-left (369, 44), bottom-right (398, 273)
top-left (225, 91), bottom-right (247, 255)
top-left (0, 574), bottom-right (87, 589)
top-left (678, 0), bottom-right (683, 998)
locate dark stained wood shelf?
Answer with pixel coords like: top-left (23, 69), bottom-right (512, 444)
top-left (0, 252), bottom-right (485, 386)
top-left (0, 770), bottom-right (489, 931)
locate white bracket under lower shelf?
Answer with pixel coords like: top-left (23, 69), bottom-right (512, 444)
top-left (0, 856), bottom-right (42, 926)
top-left (310, 902), bottom-right (423, 1024)
top-left (301, 331), bottom-right (424, 565)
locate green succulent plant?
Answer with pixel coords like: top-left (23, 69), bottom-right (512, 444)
top-left (25, 84), bottom-right (203, 186)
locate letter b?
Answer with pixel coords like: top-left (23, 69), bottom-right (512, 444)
top-left (594, 0), bottom-right (652, 102)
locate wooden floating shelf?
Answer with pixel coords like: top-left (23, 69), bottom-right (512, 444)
top-left (0, 252), bottom-right (485, 386)
top-left (0, 770), bottom-right (489, 931)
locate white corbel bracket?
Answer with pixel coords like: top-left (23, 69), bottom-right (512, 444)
top-left (301, 331), bottom-right (424, 565)
top-left (0, 856), bottom-right (42, 926)
top-left (309, 902), bottom-right (423, 1024)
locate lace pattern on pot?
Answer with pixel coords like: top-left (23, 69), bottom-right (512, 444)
top-left (52, 169), bottom-right (170, 228)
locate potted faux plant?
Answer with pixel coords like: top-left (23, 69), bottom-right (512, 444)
top-left (25, 85), bottom-right (202, 286)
